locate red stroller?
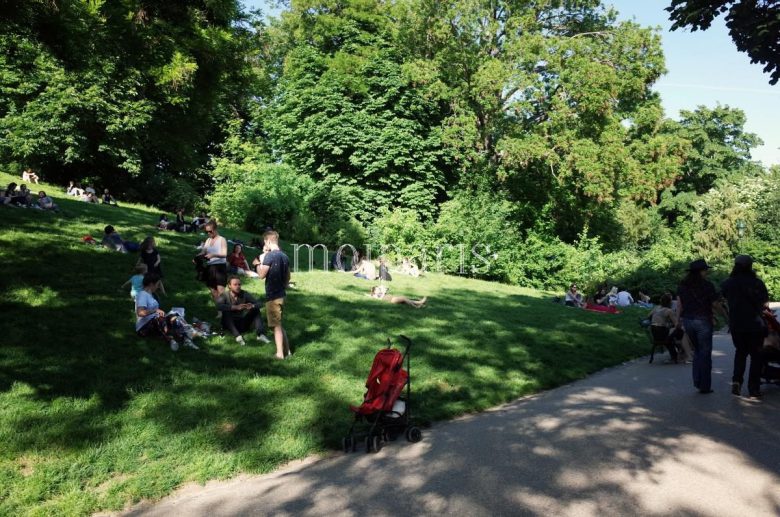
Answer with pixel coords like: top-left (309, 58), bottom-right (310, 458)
top-left (343, 335), bottom-right (422, 453)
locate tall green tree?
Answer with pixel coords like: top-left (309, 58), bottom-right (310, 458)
top-left (0, 0), bottom-right (258, 204)
top-left (264, 0), bottom-right (452, 217)
top-left (397, 0), bottom-right (685, 242)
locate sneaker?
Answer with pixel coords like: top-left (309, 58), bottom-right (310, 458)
top-left (183, 338), bottom-right (199, 350)
top-left (257, 334), bottom-right (271, 344)
top-left (748, 391), bottom-right (763, 399)
top-left (731, 382), bottom-right (741, 396)
top-left (169, 340), bottom-right (179, 352)
top-left (236, 336), bottom-right (246, 346)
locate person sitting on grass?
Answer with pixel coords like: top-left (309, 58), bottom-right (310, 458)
top-left (616, 288), bottom-right (634, 307)
top-left (228, 243), bottom-right (259, 278)
top-left (139, 236), bottom-right (166, 296)
top-left (216, 276), bottom-right (270, 346)
top-left (81, 188), bottom-right (99, 204)
top-left (135, 273), bottom-right (197, 351)
top-left (36, 191), bottom-right (59, 212)
top-left (120, 263), bottom-right (147, 300)
top-left (22, 168), bottom-right (40, 184)
top-left (368, 285), bottom-right (427, 308)
top-left (6, 183), bottom-right (32, 207)
top-left (66, 181), bottom-right (84, 197)
top-left (102, 225), bottom-right (139, 253)
top-left (174, 208), bottom-right (190, 232)
top-left (102, 189), bottom-right (118, 206)
top-left (564, 283), bottom-right (586, 308)
top-left (354, 255), bottom-right (377, 280)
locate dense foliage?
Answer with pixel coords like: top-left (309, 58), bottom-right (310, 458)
top-left (1, 0), bottom-right (778, 296)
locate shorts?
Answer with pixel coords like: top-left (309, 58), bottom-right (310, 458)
top-left (266, 297), bottom-right (285, 327)
top-left (205, 263), bottom-right (227, 289)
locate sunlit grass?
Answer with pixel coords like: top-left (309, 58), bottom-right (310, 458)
top-left (0, 170), bottom-right (649, 515)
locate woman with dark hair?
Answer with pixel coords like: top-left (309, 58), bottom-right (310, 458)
top-left (135, 273), bottom-right (196, 351)
top-left (677, 259), bottom-right (721, 394)
top-left (139, 236), bottom-right (166, 296)
top-left (721, 255), bottom-right (769, 398)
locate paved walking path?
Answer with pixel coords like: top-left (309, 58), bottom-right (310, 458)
top-left (123, 334), bottom-right (780, 517)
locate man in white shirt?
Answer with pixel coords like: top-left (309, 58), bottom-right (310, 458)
top-left (616, 289), bottom-right (634, 307)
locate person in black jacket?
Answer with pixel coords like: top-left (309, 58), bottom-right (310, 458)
top-left (721, 255), bottom-right (769, 398)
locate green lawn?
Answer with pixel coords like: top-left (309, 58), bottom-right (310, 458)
top-left (0, 171), bottom-right (649, 515)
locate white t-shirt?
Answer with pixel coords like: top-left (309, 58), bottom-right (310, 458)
top-left (203, 236), bottom-right (227, 265)
top-left (135, 290), bottom-right (159, 331)
top-left (616, 291), bottom-right (634, 307)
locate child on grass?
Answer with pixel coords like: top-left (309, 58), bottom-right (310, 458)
top-left (121, 263), bottom-right (147, 300)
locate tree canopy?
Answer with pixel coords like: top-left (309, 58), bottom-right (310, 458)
top-left (666, 0), bottom-right (780, 84)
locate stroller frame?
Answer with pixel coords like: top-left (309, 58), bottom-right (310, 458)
top-left (343, 335), bottom-right (422, 453)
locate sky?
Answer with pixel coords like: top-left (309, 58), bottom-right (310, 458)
top-left (243, 0), bottom-right (779, 167)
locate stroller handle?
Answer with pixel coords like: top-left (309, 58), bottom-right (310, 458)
top-left (399, 335), bottom-right (412, 353)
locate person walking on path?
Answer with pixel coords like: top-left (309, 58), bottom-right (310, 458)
top-left (256, 230), bottom-right (291, 359)
top-left (216, 276), bottom-right (270, 346)
top-left (677, 259), bottom-right (721, 394)
top-left (721, 255), bottom-right (769, 398)
top-left (199, 221), bottom-right (228, 302)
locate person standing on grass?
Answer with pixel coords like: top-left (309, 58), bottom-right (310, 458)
top-left (216, 276), bottom-right (270, 346)
top-left (721, 255), bottom-right (769, 398)
top-left (199, 221), bottom-right (228, 301)
top-left (256, 230), bottom-right (291, 359)
top-left (677, 259), bottom-right (721, 394)
top-left (139, 236), bottom-right (166, 296)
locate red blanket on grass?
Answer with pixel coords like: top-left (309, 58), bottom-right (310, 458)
top-left (584, 303), bottom-right (620, 314)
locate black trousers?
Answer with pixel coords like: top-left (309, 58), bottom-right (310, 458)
top-left (221, 307), bottom-right (265, 337)
top-left (731, 330), bottom-right (764, 394)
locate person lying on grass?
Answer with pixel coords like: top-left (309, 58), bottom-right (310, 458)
top-left (368, 285), bottom-right (427, 308)
top-left (135, 272), bottom-right (197, 351)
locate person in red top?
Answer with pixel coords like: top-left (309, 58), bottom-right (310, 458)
top-left (227, 243), bottom-right (258, 278)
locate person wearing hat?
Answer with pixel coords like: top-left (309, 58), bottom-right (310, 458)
top-left (677, 259), bottom-right (721, 393)
top-left (720, 255), bottom-right (769, 398)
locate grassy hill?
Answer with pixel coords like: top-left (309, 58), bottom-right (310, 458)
top-left (0, 171), bottom-right (650, 515)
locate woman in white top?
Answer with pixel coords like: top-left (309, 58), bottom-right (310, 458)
top-left (199, 220), bottom-right (228, 301)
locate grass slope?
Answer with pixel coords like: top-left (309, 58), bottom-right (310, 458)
top-left (0, 172), bottom-right (649, 515)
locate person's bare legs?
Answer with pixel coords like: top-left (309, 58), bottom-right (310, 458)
top-left (274, 325), bottom-right (290, 358)
top-left (389, 296), bottom-right (427, 308)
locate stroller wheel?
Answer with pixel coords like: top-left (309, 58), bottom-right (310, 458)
top-left (342, 436), bottom-right (354, 453)
top-left (365, 435), bottom-right (382, 453)
top-left (405, 426), bottom-right (422, 443)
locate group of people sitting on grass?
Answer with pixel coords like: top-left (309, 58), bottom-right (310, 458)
top-left (66, 181), bottom-right (118, 205)
top-left (158, 210), bottom-right (210, 233)
top-left (348, 254), bottom-right (420, 281)
top-left (1, 182), bottom-right (60, 211)
top-left (564, 282), bottom-right (653, 310)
